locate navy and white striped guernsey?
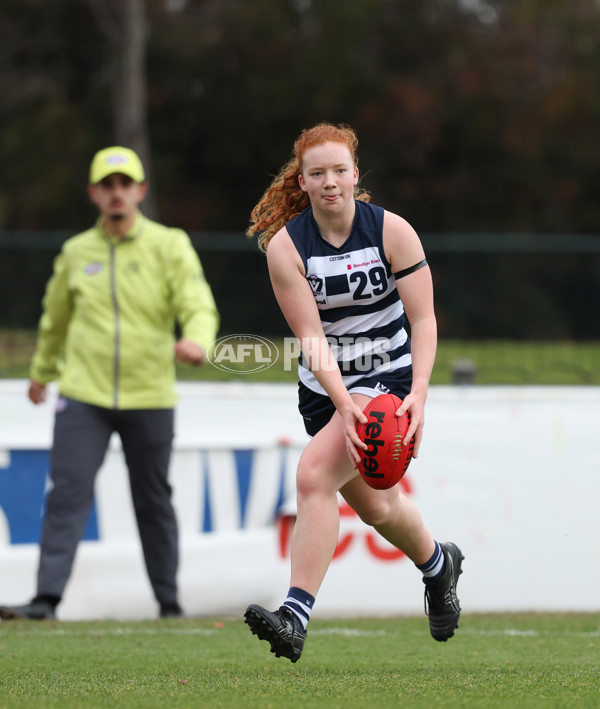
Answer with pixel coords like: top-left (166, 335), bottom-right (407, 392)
top-left (285, 200), bottom-right (412, 398)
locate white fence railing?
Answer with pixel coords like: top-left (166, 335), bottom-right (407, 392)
top-left (1, 381), bottom-right (599, 619)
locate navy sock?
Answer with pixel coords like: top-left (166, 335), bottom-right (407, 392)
top-left (416, 541), bottom-right (445, 583)
top-left (283, 586), bottom-right (315, 631)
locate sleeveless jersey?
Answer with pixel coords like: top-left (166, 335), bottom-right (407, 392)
top-left (285, 200), bottom-right (412, 397)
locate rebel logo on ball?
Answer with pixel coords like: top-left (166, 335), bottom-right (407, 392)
top-left (361, 410), bottom-right (385, 478)
top-left (356, 393), bottom-right (414, 490)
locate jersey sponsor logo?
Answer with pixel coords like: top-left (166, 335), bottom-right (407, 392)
top-left (329, 254), bottom-right (351, 262)
top-left (83, 261), bottom-right (103, 276)
top-left (351, 258), bottom-right (382, 269)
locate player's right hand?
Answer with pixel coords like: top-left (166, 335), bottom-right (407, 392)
top-left (339, 402), bottom-right (368, 468)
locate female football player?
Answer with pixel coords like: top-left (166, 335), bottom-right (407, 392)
top-left (244, 123), bottom-right (463, 662)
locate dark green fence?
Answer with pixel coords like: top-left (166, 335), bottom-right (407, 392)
top-left (2, 230), bottom-right (599, 339)
top-left (1, 231), bottom-right (599, 382)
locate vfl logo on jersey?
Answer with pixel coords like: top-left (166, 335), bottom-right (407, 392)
top-left (307, 273), bottom-right (328, 305)
top-left (84, 261), bottom-right (103, 276)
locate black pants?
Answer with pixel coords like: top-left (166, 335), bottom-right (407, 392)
top-left (37, 397), bottom-right (178, 607)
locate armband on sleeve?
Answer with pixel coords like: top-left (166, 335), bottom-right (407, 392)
top-left (394, 258), bottom-right (428, 280)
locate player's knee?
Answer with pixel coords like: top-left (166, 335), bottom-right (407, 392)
top-left (296, 461), bottom-right (332, 499)
top-left (355, 498), bottom-right (394, 527)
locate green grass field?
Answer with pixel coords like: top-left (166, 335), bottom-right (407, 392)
top-left (1, 331), bottom-right (599, 384)
top-left (1, 613), bottom-right (598, 708)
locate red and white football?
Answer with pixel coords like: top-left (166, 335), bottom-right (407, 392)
top-left (356, 393), bottom-right (414, 489)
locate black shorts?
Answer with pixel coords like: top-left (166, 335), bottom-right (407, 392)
top-left (298, 366), bottom-right (413, 437)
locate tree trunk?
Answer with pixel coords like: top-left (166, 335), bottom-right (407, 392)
top-left (87, 0), bottom-right (158, 218)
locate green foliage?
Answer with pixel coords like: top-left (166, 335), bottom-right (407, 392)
top-left (2, 333), bottom-right (599, 384)
top-left (176, 339), bottom-right (600, 385)
top-left (0, 613), bottom-right (598, 707)
top-left (2, 1), bottom-right (600, 342)
top-left (0, 0), bottom-right (107, 230)
top-left (3, 1), bottom-right (600, 234)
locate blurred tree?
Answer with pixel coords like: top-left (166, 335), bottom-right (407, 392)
top-left (1, 0), bottom-right (600, 340)
top-left (86, 0), bottom-right (157, 217)
top-left (2, 0), bottom-right (600, 233)
top-left (0, 0), bottom-right (104, 229)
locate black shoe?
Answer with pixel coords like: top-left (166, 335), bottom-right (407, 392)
top-left (159, 602), bottom-right (184, 618)
top-left (0, 600), bottom-right (56, 620)
top-left (424, 542), bottom-right (464, 642)
top-left (244, 604), bottom-right (306, 663)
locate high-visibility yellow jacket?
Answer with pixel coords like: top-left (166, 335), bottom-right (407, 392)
top-left (30, 213), bottom-right (220, 409)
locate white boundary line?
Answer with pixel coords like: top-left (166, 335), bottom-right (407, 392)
top-left (1, 626), bottom-right (599, 638)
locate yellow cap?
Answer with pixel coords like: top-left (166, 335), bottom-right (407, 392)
top-left (89, 146), bottom-right (145, 184)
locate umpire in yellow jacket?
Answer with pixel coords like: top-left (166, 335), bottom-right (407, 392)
top-left (0, 146), bottom-right (219, 621)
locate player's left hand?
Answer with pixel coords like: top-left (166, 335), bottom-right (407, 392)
top-left (175, 338), bottom-right (205, 366)
top-left (395, 390), bottom-right (427, 458)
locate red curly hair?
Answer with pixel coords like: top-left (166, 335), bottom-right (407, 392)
top-left (247, 123), bottom-right (371, 252)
